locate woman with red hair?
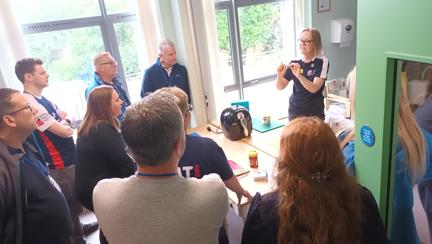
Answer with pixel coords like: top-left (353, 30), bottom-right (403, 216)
top-left (241, 117), bottom-right (388, 244)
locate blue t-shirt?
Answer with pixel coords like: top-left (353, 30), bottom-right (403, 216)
top-left (178, 135), bottom-right (233, 180)
top-left (283, 57), bottom-right (329, 120)
top-left (30, 96), bottom-right (76, 169)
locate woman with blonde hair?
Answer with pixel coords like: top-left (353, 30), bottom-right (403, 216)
top-left (276, 28), bottom-right (329, 120)
top-left (241, 117), bottom-right (388, 244)
top-left (340, 69), bottom-right (432, 243)
top-left (75, 85), bottom-right (136, 244)
top-left (391, 73), bottom-right (432, 244)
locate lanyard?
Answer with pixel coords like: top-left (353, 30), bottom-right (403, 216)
top-left (136, 172), bottom-right (177, 177)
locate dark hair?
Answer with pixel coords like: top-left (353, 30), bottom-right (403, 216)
top-left (0, 88), bottom-right (21, 124)
top-left (78, 86), bottom-right (119, 137)
top-left (277, 117), bottom-right (361, 244)
top-left (15, 58), bottom-right (43, 83)
top-left (121, 91), bottom-right (183, 166)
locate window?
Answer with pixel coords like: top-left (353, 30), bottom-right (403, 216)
top-left (13, 0), bottom-right (148, 119)
top-left (13, 0), bottom-right (100, 23)
top-left (215, 0), bottom-right (297, 118)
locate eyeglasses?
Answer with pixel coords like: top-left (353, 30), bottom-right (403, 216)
top-left (298, 39), bottom-right (314, 44)
top-left (99, 60), bottom-right (117, 66)
top-left (187, 104), bottom-right (193, 112)
top-left (5, 104), bottom-right (33, 116)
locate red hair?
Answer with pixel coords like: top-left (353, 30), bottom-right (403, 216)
top-left (276, 117), bottom-right (361, 244)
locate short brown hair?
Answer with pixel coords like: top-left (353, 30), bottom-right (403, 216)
top-left (78, 85), bottom-right (119, 137)
top-left (15, 58), bottom-right (43, 83)
top-left (121, 91), bottom-right (183, 166)
top-left (0, 88), bottom-right (20, 125)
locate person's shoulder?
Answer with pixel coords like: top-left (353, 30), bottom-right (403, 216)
top-left (145, 61), bottom-right (160, 72)
top-left (94, 121), bottom-right (117, 132)
top-left (315, 55), bottom-right (329, 63)
top-left (187, 134), bottom-right (216, 146)
top-left (174, 63), bottom-right (187, 72)
top-left (85, 80), bottom-right (100, 94)
top-left (22, 92), bottom-right (35, 101)
top-left (186, 135), bottom-right (221, 154)
top-left (422, 129), bottom-right (432, 146)
top-left (194, 173), bottom-right (225, 188)
top-left (260, 191), bottom-right (279, 207)
top-left (93, 177), bottom-right (128, 194)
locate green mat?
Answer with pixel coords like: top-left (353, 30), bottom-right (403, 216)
top-left (252, 117), bottom-right (285, 133)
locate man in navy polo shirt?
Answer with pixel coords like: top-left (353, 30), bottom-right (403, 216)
top-left (140, 39), bottom-right (191, 103)
top-left (15, 58), bottom-right (86, 244)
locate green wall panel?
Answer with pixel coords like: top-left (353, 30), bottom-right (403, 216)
top-left (356, 0), bottom-right (432, 222)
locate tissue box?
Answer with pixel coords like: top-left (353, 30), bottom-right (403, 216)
top-left (252, 169), bottom-right (267, 182)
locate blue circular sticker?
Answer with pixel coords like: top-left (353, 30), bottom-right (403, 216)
top-left (360, 125), bottom-right (375, 147)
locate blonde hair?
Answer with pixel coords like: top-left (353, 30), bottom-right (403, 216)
top-left (302, 28), bottom-right (323, 56)
top-left (157, 87), bottom-right (189, 115)
top-left (347, 66), bottom-right (357, 120)
top-left (398, 72), bottom-right (427, 181)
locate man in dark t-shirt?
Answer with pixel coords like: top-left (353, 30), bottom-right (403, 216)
top-left (156, 87), bottom-right (252, 203)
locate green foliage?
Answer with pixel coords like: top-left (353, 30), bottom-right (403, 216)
top-left (238, 4), bottom-right (277, 53)
top-left (216, 10), bottom-right (230, 51)
top-left (114, 23), bottom-right (140, 76)
top-left (215, 3), bottom-right (281, 53)
top-left (25, 27), bottom-right (105, 82)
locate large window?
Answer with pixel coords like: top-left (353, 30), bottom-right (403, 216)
top-left (13, 0), bottom-right (148, 119)
top-left (215, 0), bottom-right (297, 118)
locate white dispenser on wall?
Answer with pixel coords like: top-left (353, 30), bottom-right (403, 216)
top-left (331, 18), bottom-right (354, 46)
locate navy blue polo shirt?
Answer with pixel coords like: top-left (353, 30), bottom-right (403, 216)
top-left (284, 56), bottom-right (329, 120)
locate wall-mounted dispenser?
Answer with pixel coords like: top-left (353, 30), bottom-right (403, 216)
top-left (331, 18), bottom-right (354, 47)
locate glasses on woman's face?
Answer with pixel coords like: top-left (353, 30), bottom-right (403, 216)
top-left (298, 39), bottom-right (314, 45)
top-left (6, 104), bottom-right (34, 116)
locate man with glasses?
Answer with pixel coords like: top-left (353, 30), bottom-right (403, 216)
top-left (0, 88), bottom-right (73, 244)
top-left (15, 58), bottom-right (90, 244)
top-left (85, 52), bottom-right (131, 121)
top-left (140, 39), bottom-right (191, 104)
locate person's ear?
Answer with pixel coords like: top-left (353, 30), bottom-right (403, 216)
top-left (1, 115), bottom-right (17, 128)
top-left (173, 131), bottom-right (186, 156)
top-left (24, 73), bottom-right (33, 82)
